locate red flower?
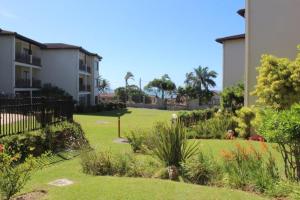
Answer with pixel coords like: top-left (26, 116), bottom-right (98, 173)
top-left (0, 144), bottom-right (4, 153)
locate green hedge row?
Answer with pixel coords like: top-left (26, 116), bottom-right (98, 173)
top-left (75, 102), bottom-right (126, 113)
top-left (178, 107), bottom-right (219, 127)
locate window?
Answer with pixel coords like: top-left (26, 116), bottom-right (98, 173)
top-left (94, 61), bottom-right (99, 71)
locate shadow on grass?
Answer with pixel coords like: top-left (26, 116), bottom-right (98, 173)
top-left (75, 109), bottom-right (132, 117)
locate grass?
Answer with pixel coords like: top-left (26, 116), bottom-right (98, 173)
top-left (21, 108), bottom-right (272, 200)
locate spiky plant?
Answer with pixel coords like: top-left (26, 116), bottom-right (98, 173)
top-left (152, 122), bottom-right (199, 168)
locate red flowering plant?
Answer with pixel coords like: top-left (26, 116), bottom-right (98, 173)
top-left (221, 142), bottom-right (279, 193)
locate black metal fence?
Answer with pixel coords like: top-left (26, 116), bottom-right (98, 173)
top-left (0, 97), bottom-right (74, 137)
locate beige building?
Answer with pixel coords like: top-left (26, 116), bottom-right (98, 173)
top-left (0, 28), bottom-right (102, 105)
top-left (218, 1), bottom-right (300, 106)
top-left (216, 34), bottom-right (245, 89)
top-left (245, 0), bottom-right (300, 105)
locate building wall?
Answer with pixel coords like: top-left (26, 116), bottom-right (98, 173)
top-left (223, 38), bottom-right (245, 89)
top-left (93, 57), bottom-right (100, 104)
top-left (0, 36), bottom-right (14, 94)
top-left (41, 49), bottom-right (79, 100)
top-left (245, 0), bottom-right (300, 106)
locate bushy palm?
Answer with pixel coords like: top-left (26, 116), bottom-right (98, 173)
top-left (152, 122), bottom-right (199, 167)
top-left (184, 66), bottom-right (217, 105)
top-left (124, 72), bottom-right (134, 101)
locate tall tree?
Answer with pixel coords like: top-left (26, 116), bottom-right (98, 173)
top-left (124, 72), bottom-right (134, 101)
top-left (184, 66), bottom-right (217, 105)
top-left (145, 74), bottom-right (176, 100)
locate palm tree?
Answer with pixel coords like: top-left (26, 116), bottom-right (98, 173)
top-left (124, 72), bottom-right (134, 101)
top-left (185, 66), bottom-right (217, 105)
top-left (98, 77), bottom-right (110, 93)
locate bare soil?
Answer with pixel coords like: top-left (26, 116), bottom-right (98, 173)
top-left (13, 190), bottom-right (47, 200)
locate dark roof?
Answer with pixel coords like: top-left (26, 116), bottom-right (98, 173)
top-left (44, 43), bottom-right (102, 60)
top-left (237, 9), bottom-right (245, 17)
top-left (215, 34), bottom-right (245, 44)
top-left (0, 28), bottom-right (102, 60)
top-left (0, 28), bottom-right (46, 48)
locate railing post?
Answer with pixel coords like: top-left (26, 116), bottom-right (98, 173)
top-left (41, 97), bottom-right (46, 128)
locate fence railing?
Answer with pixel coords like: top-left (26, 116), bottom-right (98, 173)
top-left (0, 97), bottom-right (74, 137)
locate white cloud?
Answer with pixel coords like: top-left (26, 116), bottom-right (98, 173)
top-left (0, 9), bottom-right (17, 19)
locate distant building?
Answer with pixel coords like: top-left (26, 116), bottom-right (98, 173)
top-left (0, 28), bottom-right (102, 105)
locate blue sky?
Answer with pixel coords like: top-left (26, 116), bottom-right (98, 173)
top-left (0, 0), bottom-right (244, 90)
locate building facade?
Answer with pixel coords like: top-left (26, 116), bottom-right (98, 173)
top-left (216, 34), bottom-right (245, 89)
top-left (0, 29), bottom-right (102, 105)
top-left (217, 0), bottom-right (300, 106)
top-left (245, 0), bottom-right (300, 106)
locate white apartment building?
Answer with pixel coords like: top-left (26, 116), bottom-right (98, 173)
top-left (0, 28), bottom-right (102, 105)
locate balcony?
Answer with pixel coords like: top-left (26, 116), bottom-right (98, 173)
top-left (15, 79), bottom-right (30, 88)
top-left (15, 79), bottom-right (41, 88)
top-left (79, 84), bottom-right (91, 92)
top-left (32, 79), bottom-right (41, 88)
top-left (79, 60), bottom-right (91, 74)
top-left (15, 52), bottom-right (42, 67)
top-left (87, 66), bottom-right (91, 73)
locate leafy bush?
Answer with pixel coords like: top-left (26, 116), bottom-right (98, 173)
top-left (81, 150), bottom-right (115, 176)
top-left (221, 143), bottom-right (279, 193)
top-left (234, 107), bottom-right (256, 139)
top-left (252, 51), bottom-right (300, 109)
top-left (178, 107), bottom-right (218, 127)
top-left (258, 105), bottom-right (300, 181)
top-left (75, 102), bottom-right (126, 113)
top-left (0, 122), bottom-right (89, 160)
top-left (221, 83), bottom-right (244, 112)
top-left (0, 147), bottom-right (39, 200)
top-left (126, 129), bottom-right (148, 153)
top-left (81, 151), bottom-right (162, 178)
top-left (44, 121), bottom-right (89, 151)
top-left (151, 122), bottom-right (199, 167)
top-left (182, 152), bottom-right (222, 185)
top-left (188, 114), bottom-right (236, 139)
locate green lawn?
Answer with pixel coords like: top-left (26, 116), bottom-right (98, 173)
top-left (22, 108), bottom-right (271, 200)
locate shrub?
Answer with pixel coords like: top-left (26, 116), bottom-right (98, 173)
top-left (221, 143), bottom-right (279, 193)
top-left (0, 147), bottom-right (39, 200)
top-left (182, 152), bottom-right (222, 185)
top-left (221, 83), bottom-right (244, 112)
top-left (0, 122), bottom-right (89, 161)
top-left (80, 150), bottom-right (115, 176)
top-left (252, 49), bottom-right (300, 109)
top-left (80, 151), bottom-right (162, 178)
top-left (151, 122), bottom-right (199, 167)
top-left (234, 107), bottom-right (256, 139)
top-left (75, 102), bottom-right (126, 113)
top-left (258, 105), bottom-right (300, 181)
top-left (126, 129), bottom-right (148, 153)
top-left (44, 121), bottom-right (89, 151)
top-left (178, 107), bottom-right (218, 127)
top-left (189, 114), bottom-right (236, 139)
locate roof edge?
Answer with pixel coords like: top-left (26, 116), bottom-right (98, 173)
top-left (237, 9), bottom-right (245, 18)
top-left (215, 34), bottom-right (245, 44)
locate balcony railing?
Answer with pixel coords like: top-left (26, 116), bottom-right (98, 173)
top-left (32, 79), bottom-right (41, 88)
top-left (79, 84), bottom-right (91, 92)
top-left (15, 79), bottom-right (30, 88)
top-left (15, 79), bottom-right (41, 88)
top-left (79, 84), bottom-right (86, 92)
top-left (15, 52), bottom-right (42, 67)
top-left (87, 66), bottom-right (91, 73)
top-left (79, 60), bottom-right (91, 74)
top-left (87, 85), bottom-right (91, 91)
